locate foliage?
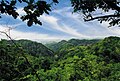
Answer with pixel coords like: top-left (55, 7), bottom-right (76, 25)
top-left (15, 39), bottom-right (54, 57)
top-left (1, 0), bottom-right (120, 27)
top-left (88, 36), bottom-right (120, 63)
top-left (0, 0), bottom-right (58, 26)
top-left (46, 39), bottom-right (100, 52)
top-left (0, 36), bottom-right (120, 81)
top-left (71, 0), bottom-right (120, 27)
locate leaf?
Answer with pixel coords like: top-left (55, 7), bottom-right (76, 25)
top-left (45, 5), bottom-right (51, 11)
top-left (10, 0), bottom-right (16, 6)
top-left (5, 0), bottom-right (9, 4)
top-left (18, 0), bottom-right (22, 3)
top-left (37, 21), bottom-right (42, 25)
top-left (73, 8), bottom-right (77, 12)
top-left (22, 0), bottom-right (29, 3)
top-left (44, 9), bottom-right (49, 14)
top-left (29, 0), bottom-right (34, 4)
top-left (53, 0), bottom-right (59, 3)
top-left (27, 20), bottom-right (33, 26)
top-left (38, 9), bottom-right (44, 15)
top-left (12, 12), bottom-right (19, 19)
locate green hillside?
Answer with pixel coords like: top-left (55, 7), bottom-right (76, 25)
top-left (9, 39), bottom-right (54, 57)
top-left (45, 39), bottom-right (100, 52)
top-left (0, 36), bottom-right (120, 81)
top-left (88, 36), bottom-right (120, 62)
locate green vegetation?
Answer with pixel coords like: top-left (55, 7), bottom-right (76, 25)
top-left (15, 40), bottom-right (54, 57)
top-left (0, 36), bottom-right (120, 81)
top-left (45, 39), bottom-right (100, 52)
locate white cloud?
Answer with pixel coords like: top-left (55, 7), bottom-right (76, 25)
top-left (0, 6), bottom-right (120, 42)
top-left (40, 14), bottom-right (89, 38)
top-left (52, 7), bottom-right (120, 38)
top-left (0, 25), bottom-right (68, 42)
top-left (16, 7), bottom-right (90, 39)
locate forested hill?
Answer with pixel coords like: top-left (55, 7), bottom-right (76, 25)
top-left (1, 39), bottom-right (54, 57)
top-left (1, 36), bottom-right (120, 81)
top-left (87, 36), bottom-right (120, 62)
top-left (16, 40), bottom-right (54, 57)
top-left (45, 39), bottom-right (100, 52)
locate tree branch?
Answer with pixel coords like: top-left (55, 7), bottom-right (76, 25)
top-left (103, 0), bottom-right (120, 12)
top-left (0, 31), bottom-right (42, 81)
top-left (84, 14), bottom-right (120, 21)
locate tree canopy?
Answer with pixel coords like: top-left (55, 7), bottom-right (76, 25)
top-left (0, 0), bottom-right (120, 27)
top-left (1, 36), bottom-right (120, 81)
top-left (71, 0), bottom-right (120, 27)
top-left (0, 0), bottom-right (59, 26)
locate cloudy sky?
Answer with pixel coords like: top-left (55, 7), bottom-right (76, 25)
top-left (0, 0), bottom-right (120, 43)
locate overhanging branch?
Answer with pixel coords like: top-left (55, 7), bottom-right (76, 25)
top-left (103, 0), bottom-right (120, 12)
top-left (84, 14), bottom-right (120, 21)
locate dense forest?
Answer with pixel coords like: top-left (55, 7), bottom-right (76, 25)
top-left (0, 36), bottom-right (120, 81)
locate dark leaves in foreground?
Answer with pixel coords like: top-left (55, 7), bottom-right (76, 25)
top-left (0, 0), bottom-right (58, 26)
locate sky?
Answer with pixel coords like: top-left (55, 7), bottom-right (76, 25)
top-left (0, 0), bottom-right (120, 43)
